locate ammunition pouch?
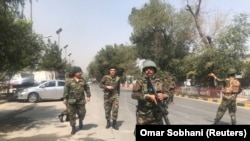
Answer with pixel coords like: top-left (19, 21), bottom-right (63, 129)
top-left (68, 99), bottom-right (77, 104)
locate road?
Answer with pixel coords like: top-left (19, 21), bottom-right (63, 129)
top-left (0, 84), bottom-right (249, 141)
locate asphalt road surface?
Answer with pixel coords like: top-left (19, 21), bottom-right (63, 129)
top-left (0, 84), bottom-right (249, 141)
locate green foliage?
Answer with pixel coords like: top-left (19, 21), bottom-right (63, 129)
top-left (87, 44), bottom-right (140, 81)
top-left (0, 13), bottom-right (44, 82)
top-left (128, 0), bottom-right (194, 74)
top-left (128, 1), bottom-right (250, 87)
top-left (39, 40), bottom-right (66, 72)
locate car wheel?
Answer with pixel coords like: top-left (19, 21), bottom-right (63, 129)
top-left (28, 93), bottom-right (39, 103)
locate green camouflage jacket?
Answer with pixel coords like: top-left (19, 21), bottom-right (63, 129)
top-left (99, 75), bottom-right (120, 95)
top-left (63, 77), bottom-right (91, 104)
top-left (131, 75), bottom-right (170, 111)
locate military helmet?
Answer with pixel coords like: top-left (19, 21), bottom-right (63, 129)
top-left (227, 68), bottom-right (236, 75)
top-left (142, 60), bottom-right (157, 72)
top-left (70, 66), bottom-right (82, 75)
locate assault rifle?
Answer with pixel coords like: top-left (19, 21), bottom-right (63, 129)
top-left (146, 77), bottom-right (170, 125)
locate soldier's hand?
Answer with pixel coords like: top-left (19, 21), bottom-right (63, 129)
top-left (208, 73), bottom-right (215, 77)
top-left (63, 99), bottom-right (67, 105)
top-left (146, 94), bottom-right (157, 104)
top-left (157, 93), bottom-right (165, 101)
top-left (85, 97), bottom-right (90, 102)
top-left (106, 86), bottom-right (114, 90)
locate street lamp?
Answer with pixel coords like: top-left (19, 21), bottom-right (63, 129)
top-left (63, 45), bottom-right (68, 61)
top-left (56, 28), bottom-right (62, 47)
top-left (68, 53), bottom-right (72, 64)
top-left (44, 35), bottom-right (52, 39)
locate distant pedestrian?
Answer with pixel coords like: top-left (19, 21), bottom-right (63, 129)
top-left (208, 68), bottom-right (242, 125)
top-left (63, 66), bottom-right (91, 135)
top-left (99, 66), bottom-right (120, 130)
top-left (168, 77), bottom-right (176, 104)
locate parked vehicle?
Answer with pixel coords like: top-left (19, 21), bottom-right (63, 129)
top-left (14, 80), bottom-right (65, 103)
top-left (6, 73), bottom-right (34, 88)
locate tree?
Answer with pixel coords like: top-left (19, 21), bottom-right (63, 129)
top-left (0, 0), bottom-right (44, 92)
top-left (181, 13), bottom-right (250, 86)
top-left (39, 40), bottom-right (66, 79)
top-left (87, 44), bottom-right (140, 81)
top-left (128, 0), bottom-right (195, 79)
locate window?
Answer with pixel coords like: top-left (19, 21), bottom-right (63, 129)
top-left (45, 81), bottom-right (56, 87)
top-left (58, 81), bottom-right (65, 87)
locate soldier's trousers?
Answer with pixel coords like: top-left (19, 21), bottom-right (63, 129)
top-left (169, 92), bottom-right (174, 103)
top-left (134, 109), bottom-right (164, 136)
top-left (104, 95), bottom-right (119, 120)
top-left (68, 104), bottom-right (86, 126)
top-left (214, 97), bottom-right (237, 124)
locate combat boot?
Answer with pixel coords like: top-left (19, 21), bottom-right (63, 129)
top-left (65, 114), bottom-right (69, 121)
top-left (79, 120), bottom-right (83, 129)
top-left (71, 125), bottom-right (76, 135)
top-left (112, 120), bottom-right (119, 130)
top-left (212, 119), bottom-right (220, 125)
top-left (58, 114), bottom-right (64, 122)
top-left (231, 115), bottom-right (236, 125)
top-left (106, 120), bottom-right (111, 129)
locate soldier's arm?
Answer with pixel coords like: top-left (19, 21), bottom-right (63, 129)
top-left (84, 79), bottom-right (91, 98)
top-left (208, 73), bottom-right (224, 82)
top-left (131, 80), bottom-right (148, 101)
top-left (63, 81), bottom-right (70, 104)
top-left (117, 77), bottom-right (121, 95)
top-left (99, 76), bottom-right (106, 89)
top-left (63, 81), bottom-right (70, 99)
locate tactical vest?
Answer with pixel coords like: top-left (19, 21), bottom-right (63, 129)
top-left (222, 78), bottom-right (241, 94)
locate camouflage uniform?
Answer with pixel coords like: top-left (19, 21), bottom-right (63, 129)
top-left (168, 78), bottom-right (176, 104)
top-left (132, 75), bottom-right (169, 125)
top-left (99, 74), bottom-right (120, 129)
top-left (209, 68), bottom-right (241, 125)
top-left (63, 77), bottom-right (91, 129)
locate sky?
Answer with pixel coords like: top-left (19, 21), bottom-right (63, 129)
top-left (24, 0), bottom-right (250, 72)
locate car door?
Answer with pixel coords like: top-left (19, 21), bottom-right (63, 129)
top-left (39, 80), bottom-right (57, 99)
top-left (55, 80), bottom-right (65, 99)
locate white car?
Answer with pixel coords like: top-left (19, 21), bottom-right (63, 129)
top-left (14, 80), bottom-right (65, 103)
top-left (240, 87), bottom-right (250, 96)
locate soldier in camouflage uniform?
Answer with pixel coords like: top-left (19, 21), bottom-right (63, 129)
top-left (208, 68), bottom-right (242, 125)
top-left (99, 66), bottom-right (120, 130)
top-left (168, 77), bottom-right (176, 104)
top-left (63, 66), bottom-right (91, 135)
top-left (131, 60), bottom-right (170, 132)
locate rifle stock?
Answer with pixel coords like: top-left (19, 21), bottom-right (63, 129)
top-left (146, 77), bottom-right (170, 125)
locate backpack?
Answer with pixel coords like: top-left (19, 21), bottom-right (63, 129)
top-left (230, 79), bottom-right (242, 94)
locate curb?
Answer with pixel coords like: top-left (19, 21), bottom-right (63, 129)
top-left (175, 94), bottom-right (250, 109)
